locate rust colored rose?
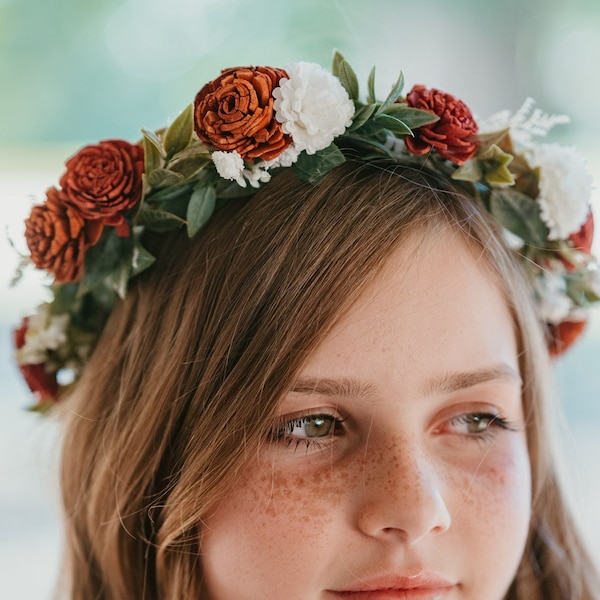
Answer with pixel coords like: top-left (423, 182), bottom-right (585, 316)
top-left (14, 318), bottom-right (59, 402)
top-left (548, 319), bottom-right (587, 357)
top-left (405, 85), bottom-right (479, 165)
top-left (25, 187), bottom-right (103, 282)
top-left (60, 139), bottom-right (144, 234)
top-left (194, 66), bottom-right (292, 161)
top-left (569, 211), bottom-right (594, 253)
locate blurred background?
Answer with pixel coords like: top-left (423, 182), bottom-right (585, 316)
top-left (1, 0), bottom-right (599, 597)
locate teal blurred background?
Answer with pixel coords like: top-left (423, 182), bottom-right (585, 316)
top-left (1, 0), bottom-right (599, 597)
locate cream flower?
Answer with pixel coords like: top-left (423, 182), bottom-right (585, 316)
top-left (15, 304), bottom-right (69, 365)
top-left (533, 271), bottom-right (573, 324)
top-left (273, 62), bottom-right (354, 155)
top-left (212, 151), bottom-right (246, 187)
top-left (527, 143), bottom-right (593, 240)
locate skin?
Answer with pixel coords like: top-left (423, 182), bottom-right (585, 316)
top-left (200, 231), bottom-right (532, 599)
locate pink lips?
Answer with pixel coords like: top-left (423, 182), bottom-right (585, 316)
top-left (329, 572), bottom-right (455, 599)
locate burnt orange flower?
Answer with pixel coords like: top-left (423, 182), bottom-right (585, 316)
top-left (60, 139), bottom-right (144, 235)
top-left (569, 211), bottom-right (594, 253)
top-left (14, 317), bottom-right (59, 402)
top-left (194, 66), bottom-right (292, 161)
top-left (24, 187), bottom-right (103, 282)
top-left (548, 319), bottom-right (587, 357)
top-left (405, 85), bottom-right (479, 165)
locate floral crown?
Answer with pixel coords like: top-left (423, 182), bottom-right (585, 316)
top-left (13, 51), bottom-right (599, 410)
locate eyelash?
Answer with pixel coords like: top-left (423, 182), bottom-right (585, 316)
top-left (270, 413), bottom-right (345, 452)
top-left (270, 410), bottom-right (515, 453)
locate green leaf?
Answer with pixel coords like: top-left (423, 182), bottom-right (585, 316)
top-left (452, 159), bottom-right (483, 183)
top-left (141, 128), bottom-right (165, 157)
top-left (146, 181), bottom-right (194, 205)
top-left (147, 168), bottom-right (185, 189)
top-left (79, 229), bottom-right (134, 297)
top-left (135, 207), bottom-right (186, 231)
top-left (187, 184), bottom-right (216, 237)
top-left (292, 144), bottom-right (346, 183)
top-left (164, 103), bottom-right (194, 159)
top-left (143, 133), bottom-right (164, 175)
top-left (169, 156), bottom-right (209, 179)
top-left (331, 49), bottom-right (345, 78)
top-left (348, 103), bottom-right (377, 132)
top-left (375, 70), bottom-right (405, 117)
top-left (373, 113), bottom-right (412, 135)
top-left (367, 66), bottom-right (376, 105)
top-left (490, 189), bottom-right (548, 246)
top-left (337, 58), bottom-right (360, 102)
top-left (131, 240), bottom-right (156, 277)
top-left (478, 144), bottom-right (514, 186)
top-left (383, 105), bottom-right (439, 129)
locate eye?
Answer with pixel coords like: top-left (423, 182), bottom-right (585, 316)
top-left (282, 415), bottom-right (337, 438)
top-left (449, 412), bottom-right (511, 436)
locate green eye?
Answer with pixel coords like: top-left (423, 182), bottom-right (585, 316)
top-left (283, 415), bottom-right (336, 438)
top-left (462, 414), bottom-right (495, 433)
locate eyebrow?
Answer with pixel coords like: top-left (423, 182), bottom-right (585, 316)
top-left (289, 364), bottom-right (521, 400)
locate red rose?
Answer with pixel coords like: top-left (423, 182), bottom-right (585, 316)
top-left (548, 319), bottom-right (587, 357)
top-left (405, 85), bottom-right (479, 165)
top-left (60, 139), bottom-right (144, 235)
top-left (14, 318), bottom-right (59, 402)
top-left (24, 187), bottom-right (103, 282)
top-left (194, 66), bottom-right (292, 161)
top-left (569, 211), bottom-right (594, 254)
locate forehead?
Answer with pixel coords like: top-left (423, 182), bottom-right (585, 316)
top-left (299, 229), bottom-right (518, 390)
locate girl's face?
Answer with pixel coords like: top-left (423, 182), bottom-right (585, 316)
top-left (200, 232), bottom-right (531, 600)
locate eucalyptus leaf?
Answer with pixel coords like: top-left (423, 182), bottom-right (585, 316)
top-left (106, 261), bottom-right (131, 300)
top-left (143, 134), bottom-right (163, 175)
top-left (374, 113), bottom-right (412, 136)
top-left (169, 156), bottom-right (208, 179)
top-left (147, 168), bottom-right (186, 189)
top-left (375, 70), bottom-right (405, 117)
top-left (367, 66), bottom-right (376, 105)
top-left (141, 128), bottom-right (165, 157)
top-left (164, 103), bottom-right (194, 159)
top-left (187, 184), bottom-right (217, 237)
top-left (337, 58), bottom-right (360, 101)
top-left (293, 144), bottom-right (346, 183)
top-left (331, 49), bottom-right (345, 78)
top-left (383, 106), bottom-right (439, 129)
top-left (131, 240), bottom-right (156, 276)
top-left (136, 207), bottom-right (186, 231)
top-left (490, 189), bottom-right (548, 246)
top-left (452, 159), bottom-right (483, 183)
top-left (348, 103), bottom-right (377, 132)
top-left (147, 181), bottom-right (194, 205)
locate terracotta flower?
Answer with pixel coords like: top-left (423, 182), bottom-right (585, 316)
top-left (569, 211), bottom-right (594, 253)
top-left (60, 139), bottom-right (144, 235)
top-left (25, 187), bottom-right (103, 282)
top-left (405, 85), bottom-right (479, 165)
top-left (548, 319), bottom-right (587, 357)
top-left (14, 317), bottom-right (59, 402)
top-left (194, 66), bottom-right (292, 161)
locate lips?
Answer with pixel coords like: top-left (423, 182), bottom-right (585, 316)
top-left (328, 572), bottom-right (455, 599)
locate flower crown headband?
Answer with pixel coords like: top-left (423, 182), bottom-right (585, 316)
top-left (13, 51), bottom-right (599, 410)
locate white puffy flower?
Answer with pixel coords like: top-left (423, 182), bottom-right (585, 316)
top-left (273, 62), bottom-right (354, 155)
top-left (212, 151), bottom-right (246, 187)
top-left (243, 164), bottom-right (272, 189)
top-left (533, 271), bottom-right (573, 324)
top-left (263, 145), bottom-right (301, 169)
top-left (384, 133), bottom-right (408, 158)
top-left (527, 143), bottom-right (593, 240)
top-left (15, 304), bottom-right (70, 365)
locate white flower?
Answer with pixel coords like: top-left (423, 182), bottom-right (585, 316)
top-left (384, 133), bottom-right (408, 158)
top-left (15, 304), bottom-right (70, 365)
top-left (212, 151), bottom-right (246, 187)
top-left (242, 164), bottom-right (272, 189)
top-left (263, 145), bottom-right (301, 169)
top-left (477, 98), bottom-right (570, 149)
top-left (533, 271), bottom-right (573, 324)
top-left (273, 62), bottom-right (354, 155)
top-left (527, 143), bottom-right (593, 240)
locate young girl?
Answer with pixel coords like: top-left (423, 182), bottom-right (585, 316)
top-left (14, 55), bottom-right (600, 599)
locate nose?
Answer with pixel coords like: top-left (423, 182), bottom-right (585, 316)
top-left (354, 434), bottom-right (452, 544)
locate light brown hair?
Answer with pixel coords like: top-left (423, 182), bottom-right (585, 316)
top-left (58, 160), bottom-right (600, 599)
